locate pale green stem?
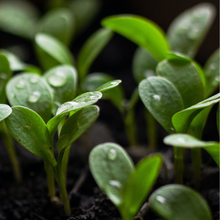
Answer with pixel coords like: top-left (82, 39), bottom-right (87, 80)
top-left (0, 121), bottom-right (22, 183)
top-left (62, 145), bottom-right (71, 186)
top-left (173, 147), bottom-right (184, 184)
top-left (44, 162), bottom-right (56, 198)
top-left (145, 109), bottom-right (157, 151)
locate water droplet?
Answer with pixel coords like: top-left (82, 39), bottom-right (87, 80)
top-left (177, 137), bottom-right (186, 143)
top-left (108, 180), bottom-right (122, 189)
top-left (0, 73), bottom-right (7, 80)
top-left (110, 81), bottom-right (118, 86)
top-left (156, 195), bottom-right (166, 203)
top-left (56, 101), bottom-right (79, 115)
top-left (187, 25), bottom-right (200, 40)
top-left (29, 76), bottom-right (39, 84)
top-left (153, 94), bottom-right (160, 101)
top-left (48, 72), bottom-right (67, 87)
top-left (90, 95), bottom-right (96, 99)
top-left (144, 70), bottom-right (155, 78)
top-left (28, 91), bottom-right (41, 103)
top-left (210, 63), bottom-right (216, 70)
top-left (16, 80), bottom-right (25, 89)
top-left (170, 127), bottom-right (175, 131)
top-left (108, 148), bottom-right (117, 161)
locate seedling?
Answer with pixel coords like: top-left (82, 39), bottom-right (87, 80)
top-left (89, 142), bottom-right (163, 220)
top-left (149, 184), bottom-right (212, 220)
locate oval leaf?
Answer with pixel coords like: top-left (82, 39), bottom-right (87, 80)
top-left (89, 143), bottom-right (134, 206)
top-left (120, 154), bottom-right (163, 220)
top-left (5, 106), bottom-right (56, 167)
top-left (149, 184), bottom-right (212, 220)
top-left (102, 15), bottom-right (169, 61)
top-left (132, 47), bottom-right (158, 83)
top-left (204, 48), bottom-right (220, 97)
top-left (37, 8), bottom-right (75, 46)
top-left (0, 104), bottom-right (12, 122)
top-left (172, 93), bottom-right (220, 133)
top-left (56, 105), bottom-right (99, 152)
top-left (77, 28), bottom-right (113, 82)
top-left (139, 77), bottom-right (183, 133)
top-left (167, 3), bottom-right (216, 58)
top-left (35, 33), bottom-right (74, 71)
top-left (6, 73), bottom-right (53, 122)
top-left (156, 59), bottom-right (204, 108)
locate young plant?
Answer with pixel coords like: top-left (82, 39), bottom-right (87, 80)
top-left (149, 184), bottom-right (212, 220)
top-left (89, 142), bottom-right (163, 220)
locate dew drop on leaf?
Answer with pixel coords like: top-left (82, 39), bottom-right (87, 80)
top-left (170, 127), bottom-right (175, 131)
top-left (48, 72), bottom-right (67, 87)
top-left (29, 76), bottom-right (39, 84)
top-left (107, 148), bottom-right (117, 161)
top-left (16, 80), bottom-right (26, 89)
top-left (108, 180), bottom-right (122, 189)
top-left (177, 137), bottom-right (186, 143)
top-left (153, 94), bottom-right (161, 101)
top-left (28, 91), bottom-right (41, 103)
top-left (156, 195), bottom-right (166, 203)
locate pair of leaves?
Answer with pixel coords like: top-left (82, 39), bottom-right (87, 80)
top-left (149, 184), bottom-right (212, 220)
top-left (89, 143), bottom-right (162, 220)
top-left (164, 133), bottom-right (219, 168)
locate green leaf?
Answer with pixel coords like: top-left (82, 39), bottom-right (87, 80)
top-left (5, 106), bottom-right (56, 167)
top-left (37, 8), bottom-right (75, 46)
top-left (172, 93), bottom-right (220, 133)
top-left (156, 59), bottom-right (204, 108)
top-left (204, 48), bottom-right (220, 97)
top-left (0, 104), bottom-right (12, 122)
top-left (35, 33), bottom-right (74, 71)
top-left (138, 77), bottom-right (183, 133)
top-left (0, 0), bottom-right (39, 39)
top-left (70, 0), bottom-right (101, 36)
top-left (164, 133), bottom-right (219, 168)
top-left (83, 73), bottom-right (124, 112)
top-left (6, 73), bottom-right (53, 122)
top-left (217, 104), bottom-right (219, 135)
top-left (132, 47), bottom-right (157, 83)
top-left (56, 105), bottom-right (99, 152)
top-left (102, 15), bottom-right (169, 61)
top-left (44, 65), bottom-right (77, 113)
top-left (167, 3), bottom-right (216, 58)
top-left (89, 143), bottom-right (134, 206)
top-left (120, 154), bottom-right (163, 220)
top-left (149, 184), bottom-right (212, 220)
top-left (77, 28), bottom-right (113, 82)
top-left (47, 91), bottom-right (102, 137)
top-left (0, 54), bottom-right (12, 103)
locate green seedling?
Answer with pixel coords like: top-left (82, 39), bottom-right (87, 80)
top-left (149, 184), bottom-right (212, 220)
top-left (89, 142), bottom-right (163, 220)
top-left (164, 133), bottom-right (219, 168)
top-left (2, 90), bottom-right (102, 216)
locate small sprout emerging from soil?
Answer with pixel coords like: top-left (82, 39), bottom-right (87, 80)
top-left (89, 142), bottom-right (163, 220)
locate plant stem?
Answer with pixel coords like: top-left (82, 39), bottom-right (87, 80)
top-left (56, 150), bottom-right (71, 216)
top-left (145, 109), bottom-right (157, 151)
top-left (62, 145), bottom-right (71, 186)
top-left (44, 162), bottom-right (56, 198)
top-left (0, 121), bottom-right (22, 183)
top-left (191, 148), bottom-right (201, 190)
top-left (173, 147), bottom-right (184, 184)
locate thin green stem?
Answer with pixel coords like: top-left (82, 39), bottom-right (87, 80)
top-left (62, 145), bottom-right (71, 186)
top-left (191, 148), bottom-right (201, 190)
top-left (173, 147), bottom-right (184, 184)
top-left (56, 150), bottom-right (71, 216)
top-left (44, 162), bottom-right (56, 198)
top-left (145, 109), bottom-right (157, 151)
top-left (0, 121), bottom-right (22, 183)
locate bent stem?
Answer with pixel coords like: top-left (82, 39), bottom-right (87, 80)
top-left (173, 147), bottom-right (184, 184)
top-left (145, 109), bottom-right (157, 151)
top-left (0, 121), bottom-right (22, 183)
top-left (55, 150), bottom-right (71, 216)
top-left (44, 162), bottom-right (56, 198)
